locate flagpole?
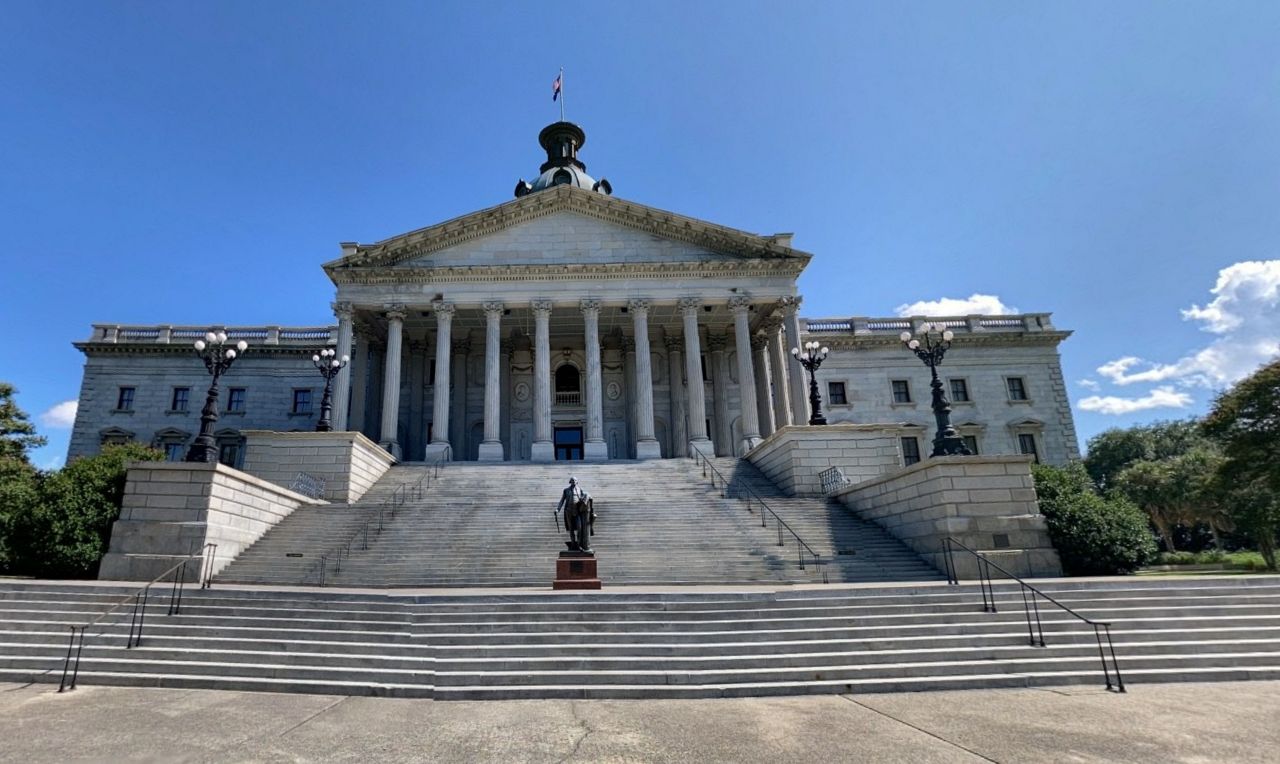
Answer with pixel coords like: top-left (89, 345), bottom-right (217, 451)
top-left (559, 66), bottom-right (565, 122)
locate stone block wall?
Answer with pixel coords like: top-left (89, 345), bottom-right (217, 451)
top-left (98, 461), bottom-right (324, 582)
top-left (831, 455), bottom-right (1063, 578)
top-left (240, 430), bottom-right (395, 503)
top-left (746, 424), bottom-right (902, 496)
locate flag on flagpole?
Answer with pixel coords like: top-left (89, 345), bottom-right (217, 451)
top-left (552, 72), bottom-right (562, 101)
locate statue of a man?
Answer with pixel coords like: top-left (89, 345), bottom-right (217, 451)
top-left (555, 476), bottom-right (594, 553)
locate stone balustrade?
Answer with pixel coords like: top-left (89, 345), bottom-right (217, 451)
top-left (800, 313), bottom-right (1056, 336)
top-left (89, 324), bottom-right (337, 345)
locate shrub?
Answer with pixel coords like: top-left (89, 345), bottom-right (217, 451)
top-left (1032, 463), bottom-right (1158, 575)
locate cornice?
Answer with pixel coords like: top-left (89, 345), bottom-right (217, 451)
top-left (809, 330), bottom-right (1073, 351)
top-left (328, 258), bottom-right (805, 285)
top-left (73, 342), bottom-right (326, 357)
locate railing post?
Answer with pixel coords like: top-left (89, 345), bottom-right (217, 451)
top-left (134, 587), bottom-right (150, 646)
top-left (127, 592), bottom-right (142, 648)
top-left (1020, 585), bottom-right (1036, 646)
top-left (1103, 624), bottom-right (1125, 692)
top-left (943, 538), bottom-right (957, 585)
top-left (168, 559), bottom-right (182, 615)
top-left (1032, 596), bottom-right (1045, 647)
top-left (58, 626), bottom-right (78, 692)
top-left (319, 555), bottom-right (327, 587)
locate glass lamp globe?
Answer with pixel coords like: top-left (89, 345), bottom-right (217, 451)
top-left (790, 348), bottom-right (800, 356)
top-left (908, 339), bottom-right (920, 350)
top-left (899, 331), bottom-right (911, 342)
top-left (942, 330), bottom-right (955, 342)
top-left (215, 331), bottom-right (228, 344)
top-left (204, 331), bottom-right (216, 343)
top-left (312, 355), bottom-right (321, 362)
top-left (194, 340), bottom-right (206, 351)
top-left (820, 347), bottom-right (829, 355)
top-left (236, 340), bottom-right (248, 352)
top-left (341, 355), bottom-right (350, 363)
top-left (225, 349), bottom-right (236, 359)
top-left (331, 359), bottom-right (340, 368)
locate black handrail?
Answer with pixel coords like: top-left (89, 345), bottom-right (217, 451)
top-left (690, 447), bottom-right (829, 583)
top-left (58, 543), bottom-right (215, 692)
top-left (943, 537), bottom-right (1125, 692)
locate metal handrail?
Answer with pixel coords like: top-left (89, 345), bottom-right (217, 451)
top-left (942, 537), bottom-right (1125, 692)
top-left (58, 543), bottom-right (215, 692)
top-left (690, 447), bottom-right (829, 583)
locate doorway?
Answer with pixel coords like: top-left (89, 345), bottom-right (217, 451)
top-left (554, 426), bottom-right (584, 461)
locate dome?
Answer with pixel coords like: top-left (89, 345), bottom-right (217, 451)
top-left (514, 122), bottom-right (613, 198)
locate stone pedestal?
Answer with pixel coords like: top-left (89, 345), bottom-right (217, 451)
top-left (531, 441), bottom-right (555, 463)
top-left (477, 442), bottom-right (505, 462)
top-left (554, 551), bottom-right (602, 590)
top-left (584, 441), bottom-right (609, 461)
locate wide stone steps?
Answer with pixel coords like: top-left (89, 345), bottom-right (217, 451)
top-left (3, 578), bottom-right (1280, 699)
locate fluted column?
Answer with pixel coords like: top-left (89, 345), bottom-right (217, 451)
top-left (730, 296), bottom-right (761, 453)
top-left (332, 302), bottom-right (355, 430)
top-left (379, 305), bottom-right (406, 459)
top-left (665, 334), bottom-right (687, 458)
top-left (478, 302), bottom-right (505, 462)
top-left (348, 333), bottom-right (368, 434)
top-left (530, 300), bottom-right (554, 462)
top-left (679, 298), bottom-right (713, 457)
top-left (629, 299), bottom-right (661, 459)
top-left (621, 336), bottom-right (637, 459)
top-left (426, 303), bottom-right (454, 460)
top-left (752, 334), bottom-right (775, 438)
top-left (767, 321), bottom-right (793, 428)
top-left (708, 333), bottom-right (732, 456)
top-left (780, 296), bottom-right (809, 427)
top-left (581, 299), bottom-right (608, 461)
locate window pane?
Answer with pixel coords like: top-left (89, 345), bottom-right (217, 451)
top-left (828, 382), bottom-right (847, 405)
top-left (293, 389), bottom-right (312, 414)
top-left (219, 443), bottom-right (239, 467)
top-left (900, 436), bottom-right (921, 465)
top-left (1018, 433), bottom-right (1039, 463)
top-left (117, 387), bottom-right (135, 410)
top-left (227, 388), bottom-right (246, 411)
top-left (949, 379), bottom-right (969, 402)
top-left (891, 380), bottom-right (911, 403)
top-left (165, 443), bottom-right (185, 461)
top-left (172, 387), bottom-right (189, 411)
top-left (1007, 377), bottom-right (1028, 400)
top-left (962, 435), bottom-right (979, 455)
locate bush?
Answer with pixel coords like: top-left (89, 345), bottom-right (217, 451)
top-left (14, 443), bottom-right (162, 578)
top-left (1032, 463), bottom-right (1158, 575)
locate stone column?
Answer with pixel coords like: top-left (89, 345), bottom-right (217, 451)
top-left (530, 300), bottom-right (554, 462)
top-left (581, 299), bottom-right (608, 461)
top-left (426, 303), bottom-right (454, 460)
top-left (679, 298), bottom-right (713, 457)
top-left (478, 302), bottom-right (505, 462)
top-left (407, 339), bottom-right (425, 460)
top-left (730, 296), bottom-right (761, 453)
top-left (629, 299), bottom-right (661, 459)
top-left (379, 305), bottom-right (406, 459)
top-left (708, 333), bottom-right (732, 456)
top-left (332, 302), bottom-right (355, 430)
top-left (349, 331), bottom-right (368, 434)
top-left (767, 321), bottom-right (793, 428)
top-left (780, 296), bottom-right (809, 427)
top-left (665, 333), bottom-right (687, 458)
top-left (752, 334), bottom-right (775, 438)
top-left (621, 335), bottom-right (637, 459)
top-left (450, 338), bottom-right (469, 459)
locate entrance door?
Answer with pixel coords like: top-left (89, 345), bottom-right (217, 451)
top-left (554, 427), bottom-right (584, 461)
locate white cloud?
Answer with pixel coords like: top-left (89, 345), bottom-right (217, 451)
top-left (894, 293), bottom-right (1019, 317)
top-left (1077, 379), bottom-right (1100, 391)
top-left (1094, 260), bottom-right (1280, 388)
top-left (1077, 386), bottom-right (1194, 415)
top-left (39, 400), bottom-right (78, 429)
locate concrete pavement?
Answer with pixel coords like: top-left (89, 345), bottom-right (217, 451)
top-left (1, 680), bottom-right (1277, 762)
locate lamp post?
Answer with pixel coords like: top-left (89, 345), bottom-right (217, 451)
top-left (311, 347), bottom-right (349, 432)
top-left (790, 340), bottom-right (830, 426)
top-left (185, 330), bottom-right (248, 463)
top-left (900, 323), bottom-right (971, 457)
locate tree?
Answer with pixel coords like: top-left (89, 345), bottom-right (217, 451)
top-left (1084, 419), bottom-right (1204, 492)
top-left (1032, 463), bottom-right (1157, 575)
top-left (1113, 447), bottom-right (1227, 552)
top-left (0, 382), bottom-right (46, 462)
top-left (0, 456), bottom-right (41, 573)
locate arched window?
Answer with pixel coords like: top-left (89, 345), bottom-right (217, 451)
top-left (555, 364), bottom-right (581, 406)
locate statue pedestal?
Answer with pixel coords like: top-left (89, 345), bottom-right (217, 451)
top-left (553, 551), bottom-right (601, 590)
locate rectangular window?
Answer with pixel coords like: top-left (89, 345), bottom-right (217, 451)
top-left (891, 380), bottom-right (912, 404)
top-left (962, 435), bottom-right (979, 455)
top-left (164, 443), bottom-right (185, 461)
top-left (1018, 433), bottom-right (1040, 463)
top-left (218, 442), bottom-right (239, 468)
top-left (949, 379), bottom-right (970, 402)
top-left (1007, 377), bottom-right (1028, 401)
top-left (292, 389), bottom-right (313, 414)
top-left (116, 387), bottom-right (135, 411)
top-left (171, 387), bottom-right (190, 412)
top-left (828, 381), bottom-right (847, 405)
top-left (227, 388), bottom-right (246, 412)
top-left (901, 436), bottom-right (921, 466)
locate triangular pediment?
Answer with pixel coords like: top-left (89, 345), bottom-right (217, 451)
top-left (323, 185), bottom-right (809, 280)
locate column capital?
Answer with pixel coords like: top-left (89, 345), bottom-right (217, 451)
top-left (664, 333), bottom-right (683, 352)
top-left (760, 317), bottom-right (784, 333)
top-left (677, 297), bottom-right (701, 315)
top-left (332, 301), bottom-right (356, 320)
top-left (579, 298), bottom-right (602, 315)
top-left (384, 304), bottom-right (408, 322)
top-left (728, 295), bottom-right (753, 314)
top-left (627, 298), bottom-right (651, 316)
top-left (483, 301), bottom-right (505, 319)
top-left (531, 300), bottom-right (553, 316)
top-left (706, 334), bottom-right (729, 352)
top-left (434, 302), bottom-right (456, 319)
top-left (778, 295), bottom-right (803, 315)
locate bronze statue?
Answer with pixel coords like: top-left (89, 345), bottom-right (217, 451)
top-left (555, 476), bottom-right (595, 553)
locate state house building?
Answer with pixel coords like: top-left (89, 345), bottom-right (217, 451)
top-left (67, 122), bottom-right (1080, 467)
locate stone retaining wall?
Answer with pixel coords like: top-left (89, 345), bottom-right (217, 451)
top-left (746, 424), bottom-right (902, 496)
top-left (241, 430), bottom-right (394, 503)
top-left (98, 461), bottom-right (324, 582)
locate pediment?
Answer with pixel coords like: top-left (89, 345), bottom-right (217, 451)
top-left (324, 185), bottom-right (809, 280)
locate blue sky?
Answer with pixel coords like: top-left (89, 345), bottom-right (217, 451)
top-left (3, 2), bottom-right (1279, 469)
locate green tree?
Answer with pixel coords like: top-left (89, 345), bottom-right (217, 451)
top-left (1083, 427), bottom-right (1150, 491)
top-left (0, 382), bottom-right (46, 462)
top-left (1113, 447), bottom-right (1226, 552)
top-left (0, 456), bottom-right (42, 573)
top-left (17, 442), bottom-right (163, 578)
top-left (1032, 463), bottom-right (1157, 575)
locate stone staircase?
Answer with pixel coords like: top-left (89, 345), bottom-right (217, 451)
top-left (216, 459), bottom-right (940, 587)
top-left (2, 577), bottom-right (1278, 698)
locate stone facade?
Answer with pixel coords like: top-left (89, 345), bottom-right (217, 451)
top-left (746, 424), bottom-right (902, 496)
top-left (240, 430), bottom-right (395, 503)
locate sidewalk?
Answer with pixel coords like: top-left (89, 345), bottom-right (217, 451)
top-left (1, 680), bottom-right (1275, 762)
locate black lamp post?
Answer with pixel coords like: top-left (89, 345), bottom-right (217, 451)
top-left (790, 340), bottom-right (830, 426)
top-left (311, 347), bottom-right (349, 432)
top-left (900, 324), bottom-right (971, 457)
top-left (185, 330), bottom-right (248, 463)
